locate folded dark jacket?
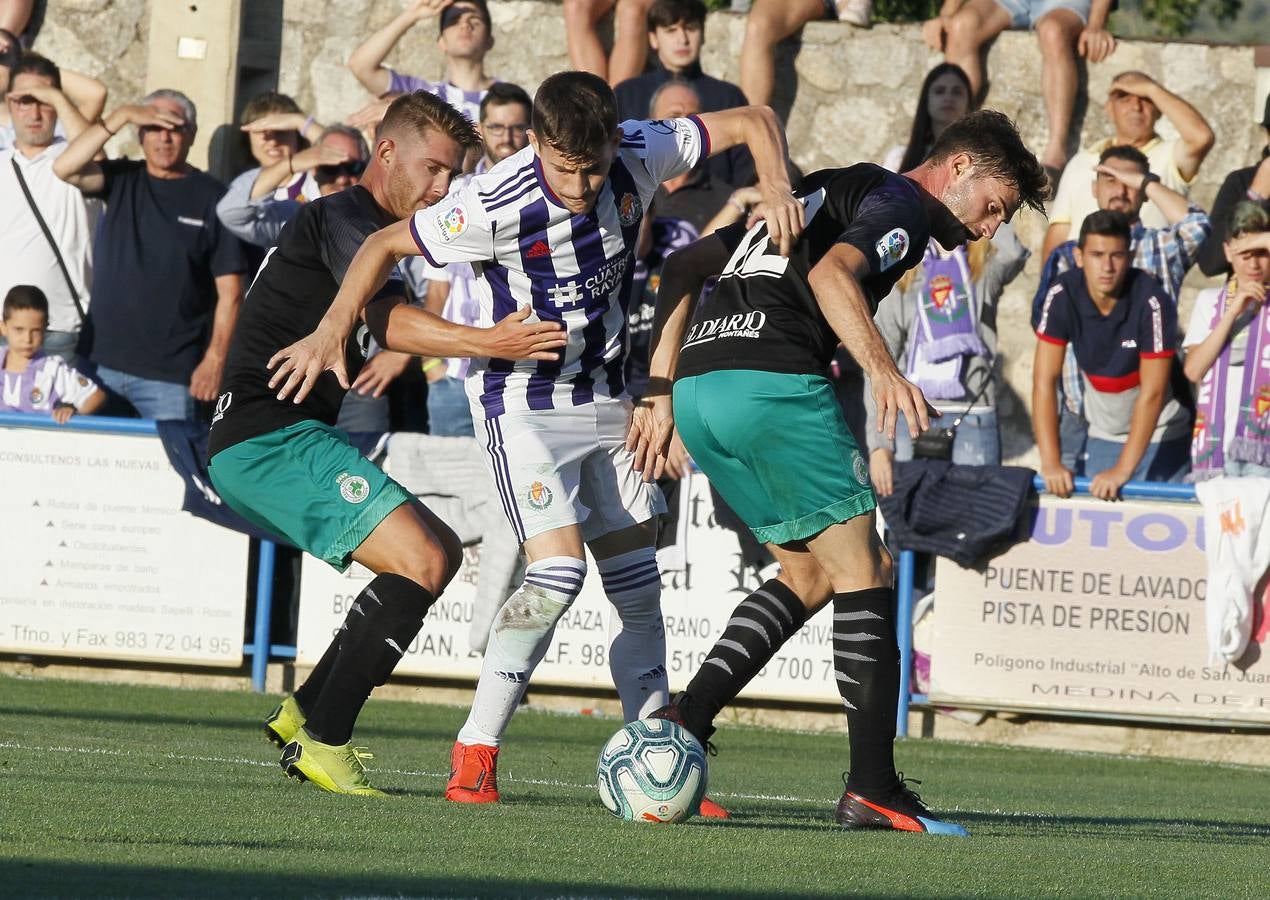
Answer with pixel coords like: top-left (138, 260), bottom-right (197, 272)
top-left (156, 419), bottom-right (297, 547)
top-left (877, 461), bottom-right (1037, 567)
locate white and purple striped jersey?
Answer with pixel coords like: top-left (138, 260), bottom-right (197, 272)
top-left (408, 116), bottom-right (711, 417)
top-left (0, 349), bottom-right (99, 413)
top-left (387, 71), bottom-right (487, 124)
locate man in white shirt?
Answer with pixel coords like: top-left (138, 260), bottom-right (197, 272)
top-left (1042, 70), bottom-right (1214, 259)
top-left (0, 52), bottom-right (99, 359)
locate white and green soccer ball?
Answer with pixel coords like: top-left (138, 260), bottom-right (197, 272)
top-left (597, 719), bottom-right (708, 823)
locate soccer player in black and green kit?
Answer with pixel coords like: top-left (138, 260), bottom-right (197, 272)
top-left (628, 110), bottom-right (1048, 834)
top-left (206, 92), bottom-right (566, 796)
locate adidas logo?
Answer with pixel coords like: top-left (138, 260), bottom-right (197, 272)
top-left (526, 240), bottom-right (552, 258)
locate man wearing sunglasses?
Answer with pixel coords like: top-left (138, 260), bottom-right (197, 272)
top-left (53, 89), bottom-right (248, 421)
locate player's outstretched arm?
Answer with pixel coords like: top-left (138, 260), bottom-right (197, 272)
top-left (695, 106), bottom-right (804, 256)
top-left (268, 220), bottom-right (416, 403)
top-left (808, 243), bottom-right (937, 442)
top-left (366, 299), bottom-right (566, 363)
top-left (627, 233), bottom-right (731, 482)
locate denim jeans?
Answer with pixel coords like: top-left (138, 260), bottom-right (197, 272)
top-left (93, 364), bottom-right (194, 420)
top-left (1084, 435), bottom-right (1191, 483)
top-left (1224, 459), bottom-right (1270, 478)
top-left (335, 388), bottom-right (389, 434)
top-left (1058, 404), bottom-right (1088, 475)
top-left (427, 375), bottom-right (475, 437)
top-left (895, 408), bottom-right (1001, 466)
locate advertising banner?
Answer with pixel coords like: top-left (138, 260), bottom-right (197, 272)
top-left (298, 474), bottom-right (841, 702)
top-left (931, 495), bottom-right (1270, 724)
top-left (0, 427), bottom-right (249, 666)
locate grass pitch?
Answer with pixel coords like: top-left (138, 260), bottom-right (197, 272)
top-left (1, 675), bottom-right (1267, 898)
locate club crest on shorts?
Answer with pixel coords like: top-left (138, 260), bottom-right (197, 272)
top-left (337, 472), bottom-right (370, 504)
top-left (853, 453), bottom-right (870, 487)
top-left (618, 193), bottom-right (642, 227)
top-left (875, 228), bottom-right (909, 272)
top-left (526, 480), bottom-right (554, 510)
top-left (435, 204), bottom-right (467, 242)
top-left (29, 386), bottom-right (43, 405)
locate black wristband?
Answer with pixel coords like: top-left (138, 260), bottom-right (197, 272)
top-left (1140, 171), bottom-right (1161, 192)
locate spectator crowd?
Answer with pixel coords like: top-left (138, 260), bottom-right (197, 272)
top-left (2, 0), bottom-right (1269, 497)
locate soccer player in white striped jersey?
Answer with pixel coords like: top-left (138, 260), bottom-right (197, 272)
top-left (268, 73), bottom-right (803, 810)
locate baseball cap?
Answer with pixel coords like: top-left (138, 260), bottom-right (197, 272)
top-left (440, 1), bottom-right (490, 34)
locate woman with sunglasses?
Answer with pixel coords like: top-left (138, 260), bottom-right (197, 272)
top-left (216, 118), bottom-right (366, 252)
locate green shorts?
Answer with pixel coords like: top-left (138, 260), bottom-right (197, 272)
top-left (673, 370), bottom-right (875, 545)
top-left (208, 420), bottom-right (410, 571)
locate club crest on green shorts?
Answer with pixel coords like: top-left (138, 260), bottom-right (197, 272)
top-left (337, 472), bottom-right (370, 504)
top-left (853, 453), bottom-right (870, 487)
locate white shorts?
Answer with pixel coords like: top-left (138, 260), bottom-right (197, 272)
top-left (479, 398), bottom-right (666, 544)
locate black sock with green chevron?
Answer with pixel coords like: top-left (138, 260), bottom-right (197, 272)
top-left (833, 586), bottom-right (900, 794)
top-left (678, 579), bottom-right (808, 741)
top-left (303, 574), bottom-right (435, 745)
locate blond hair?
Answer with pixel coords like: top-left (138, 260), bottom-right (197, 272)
top-left (380, 90), bottom-right (480, 151)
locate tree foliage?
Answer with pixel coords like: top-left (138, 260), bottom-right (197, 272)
top-left (1134, 0), bottom-right (1243, 35)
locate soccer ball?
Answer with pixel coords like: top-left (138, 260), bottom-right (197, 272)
top-left (596, 718), bottom-right (708, 823)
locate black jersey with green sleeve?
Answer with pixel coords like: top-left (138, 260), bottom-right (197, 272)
top-left (206, 186), bottom-right (405, 458)
top-left (675, 164), bottom-right (936, 379)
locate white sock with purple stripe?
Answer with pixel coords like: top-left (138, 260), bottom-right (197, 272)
top-left (457, 556), bottom-right (587, 747)
top-left (598, 547), bottom-right (668, 721)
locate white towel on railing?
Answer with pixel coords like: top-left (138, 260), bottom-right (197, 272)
top-left (1195, 477), bottom-right (1270, 665)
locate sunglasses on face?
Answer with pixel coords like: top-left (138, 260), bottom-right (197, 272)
top-left (316, 159), bottom-right (367, 179)
top-left (138, 124), bottom-right (190, 136)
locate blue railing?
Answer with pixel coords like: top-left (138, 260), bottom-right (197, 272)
top-left (894, 474), bottom-right (1199, 737)
top-left (0, 413), bottom-right (292, 690)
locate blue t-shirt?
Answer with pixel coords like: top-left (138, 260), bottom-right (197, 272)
top-left (1035, 267), bottom-right (1189, 442)
top-left (88, 160), bottom-right (247, 383)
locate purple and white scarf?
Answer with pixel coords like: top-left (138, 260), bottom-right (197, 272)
top-left (905, 244), bottom-right (986, 400)
top-left (1190, 281), bottom-right (1270, 479)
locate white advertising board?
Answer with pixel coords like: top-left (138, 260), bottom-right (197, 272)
top-left (298, 474), bottom-right (840, 702)
top-left (932, 495), bottom-right (1270, 724)
top-left (0, 426), bottom-right (250, 666)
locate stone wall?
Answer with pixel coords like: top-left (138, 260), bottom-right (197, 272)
top-left (34, 0), bottom-right (1264, 463)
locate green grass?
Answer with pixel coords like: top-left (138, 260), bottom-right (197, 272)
top-left (1, 675), bottom-right (1267, 898)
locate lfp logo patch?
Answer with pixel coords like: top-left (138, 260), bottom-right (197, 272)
top-left (435, 205), bottom-right (467, 242)
top-left (875, 228), bottom-right (909, 272)
top-left (527, 481), bottom-right (554, 511)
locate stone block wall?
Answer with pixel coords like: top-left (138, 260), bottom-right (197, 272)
top-left (34, 0), bottom-right (1264, 463)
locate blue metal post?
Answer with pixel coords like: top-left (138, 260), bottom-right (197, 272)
top-left (894, 548), bottom-right (916, 737)
top-left (250, 540), bottom-right (277, 692)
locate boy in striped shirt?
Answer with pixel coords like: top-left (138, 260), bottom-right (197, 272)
top-left (270, 71), bottom-right (802, 809)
